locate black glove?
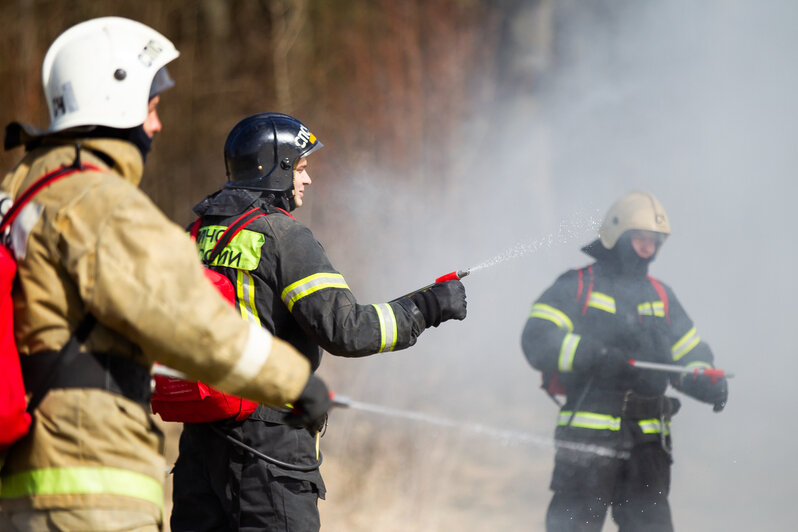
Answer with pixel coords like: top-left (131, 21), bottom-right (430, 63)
top-left (409, 280), bottom-right (467, 328)
top-left (283, 375), bottom-right (332, 433)
top-left (594, 346), bottom-right (636, 380)
top-left (676, 373), bottom-right (728, 412)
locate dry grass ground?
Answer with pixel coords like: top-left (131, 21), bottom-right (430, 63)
top-left (318, 418), bottom-right (553, 531)
top-left (155, 412), bottom-right (556, 532)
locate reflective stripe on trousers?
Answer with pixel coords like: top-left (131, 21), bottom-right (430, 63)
top-left (0, 466), bottom-right (163, 509)
top-left (558, 412), bottom-right (670, 434)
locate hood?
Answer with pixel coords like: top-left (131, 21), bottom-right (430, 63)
top-left (581, 236), bottom-right (654, 278)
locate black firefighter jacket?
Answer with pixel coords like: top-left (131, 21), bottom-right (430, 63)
top-left (521, 248), bottom-right (719, 449)
top-left (189, 188), bottom-right (427, 486)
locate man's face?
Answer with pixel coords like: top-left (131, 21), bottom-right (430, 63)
top-left (292, 157), bottom-right (311, 208)
top-left (142, 96), bottom-right (162, 138)
top-left (630, 230), bottom-right (665, 259)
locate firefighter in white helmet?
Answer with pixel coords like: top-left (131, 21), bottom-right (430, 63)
top-left (0, 17), bottom-right (327, 531)
top-left (521, 190), bottom-right (728, 531)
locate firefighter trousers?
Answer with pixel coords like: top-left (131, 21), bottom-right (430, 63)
top-left (170, 418), bottom-right (323, 532)
top-left (546, 441), bottom-right (673, 532)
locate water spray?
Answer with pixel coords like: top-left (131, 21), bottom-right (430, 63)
top-left (330, 393), bottom-right (629, 460)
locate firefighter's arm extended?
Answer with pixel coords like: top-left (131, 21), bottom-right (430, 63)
top-left (659, 284), bottom-right (728, 412)
top-left (69, 181), bottom-right (311, 407)
top-left (270, 220), bottom-right (464, 356)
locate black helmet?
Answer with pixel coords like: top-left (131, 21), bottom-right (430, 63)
top-left (224, 112), bottom-right (323, 209)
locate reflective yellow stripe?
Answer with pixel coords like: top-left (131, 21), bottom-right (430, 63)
top-left (558, 333), bottom-right (580, 372)
top-left (529, 303), bottom-right (573, 332)
top-left (638, 301), bottom-right (665, 317)
top-left (672, 326), bottom-right (700, 361)
top-left (639, 418), bottom-right (671, 435)
top-left (281, 273), bottom-right (349, 312)
top-left (0, 467), bottom-right (163, 508)
top-left (587, 292), bottom-right (616, 314)
top-left (557, 411), bottom-right (621, 431)
top-left (236, 270), bottom-right (260, 325)
top-left (372, 303), bottom-right (398, 352)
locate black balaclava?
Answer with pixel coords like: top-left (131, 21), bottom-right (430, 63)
top-left (87, 125), bottom-right (151, 161)
top-left (616, 234), bottom-right (654, 277)
top-left (582, 232), bottom-right (657, 278)
top-left (116, 66), bottom-right (174, 162)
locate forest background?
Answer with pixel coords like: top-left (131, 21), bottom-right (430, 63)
top-left (2, 1), bottom-right (797, 530)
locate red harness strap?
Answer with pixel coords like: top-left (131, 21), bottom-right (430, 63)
top-left (647, 275), bottom-right (670, 324)
top-left (577, 265), bottom-right (594, 316)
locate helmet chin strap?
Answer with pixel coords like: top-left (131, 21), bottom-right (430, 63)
top-left (262, 191), bottom-right (294, 212)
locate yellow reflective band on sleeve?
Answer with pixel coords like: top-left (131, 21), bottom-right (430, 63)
top-left (529, 303), bottom-right (574, 332)
top-left (638, 418), bottom-right (671, 435)
top-left (557, 411), bottom-right (621, 431)
top-left (558, 333), bottom-right (580, 372)
top-left (0, 467), bottom-right (163, 509)
top-left (638, 301), bottom-right (665, 318)
top-left (672, 326), bottom-right (700, 361)
top-left (372, 303), bottom-right (398, 352)
top-left (281, 273), bottom-right (349, 312)
top-left (587, 292), bottom-right (616, 314)
top-left (236, 270), bottom-right (261, 325)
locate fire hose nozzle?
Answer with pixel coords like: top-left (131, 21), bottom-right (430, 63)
top-left (435, 269), bottom-right (470, 283)
top-left (330, 394), bottom-right (352, 409)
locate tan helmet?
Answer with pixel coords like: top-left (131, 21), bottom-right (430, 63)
top-left (598, 190), bottom-right (671, 249)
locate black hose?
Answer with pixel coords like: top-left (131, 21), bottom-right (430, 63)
top-left (209, 425), bottom-right (322, 472)
top-left (565, 376), bottom-right (594, 427)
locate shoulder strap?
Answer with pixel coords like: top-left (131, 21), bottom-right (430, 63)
top-left (647, 275), bottom-right (670, 324)
top-left (1, 162), bottom-right (101, 234)
top-left (578, 265), bottom-right (594, 316)
top-left (188, 218), bottom-right (202, 240)
top-left (271, 205), bottom-right (295, 219)
top-left (6, 158), bottom-right (101, 413)
top-left (205, 207), bottom-right (269, 265)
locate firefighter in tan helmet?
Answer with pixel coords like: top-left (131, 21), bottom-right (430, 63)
top-left (0, 17), bottom-right (329, 531)
top-left (521, 190), bottom-right (728, 531)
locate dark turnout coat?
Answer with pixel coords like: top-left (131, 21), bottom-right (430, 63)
top-left (172, 187), bottom-right (428, 531)
top-left (521, 243), bottom-right (718, 448)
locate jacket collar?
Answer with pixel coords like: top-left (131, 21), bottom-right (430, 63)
top-left (193, 188), bottom-right (271, 218)
top-left (15, 136), bottom-right (143, 188)
top-left (78, 138), bottom-right (144, 187)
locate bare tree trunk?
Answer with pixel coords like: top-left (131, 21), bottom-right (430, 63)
top-left (266, 0), bottom-right (307, 111)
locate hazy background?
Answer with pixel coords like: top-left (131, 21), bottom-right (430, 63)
top-left (2, 1), bottom-right (796, 530)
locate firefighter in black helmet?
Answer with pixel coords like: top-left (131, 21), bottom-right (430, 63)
top-left (521, 191), bottom-right (728, 532)
top-left (170, 112), bottom-right (467, 531)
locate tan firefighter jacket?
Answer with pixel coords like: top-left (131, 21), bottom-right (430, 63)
top-left (0, 137), bottom-right (310, 519)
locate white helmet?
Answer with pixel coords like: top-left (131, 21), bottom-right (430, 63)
top-left (598, 190), bottom-right (671, 249)
top-left (42, 17), bottom-right (179, 133)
